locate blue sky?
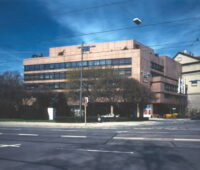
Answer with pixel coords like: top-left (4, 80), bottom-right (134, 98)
top-left (0, 0), bottom-right (200, 73)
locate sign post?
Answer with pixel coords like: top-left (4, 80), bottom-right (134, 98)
top-left (84, 97), bottom-right (89, 125)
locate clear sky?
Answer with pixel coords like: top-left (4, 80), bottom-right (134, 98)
top-left (0, 0), bottom-right (200, 73)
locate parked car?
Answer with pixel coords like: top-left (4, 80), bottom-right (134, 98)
top-left (164, 113), bottom-right (178, 118)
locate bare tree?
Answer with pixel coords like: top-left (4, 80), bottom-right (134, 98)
top-left (0, 71), bottom-right (24, 118)
top-left (65, 67), bottom-right (154, 117)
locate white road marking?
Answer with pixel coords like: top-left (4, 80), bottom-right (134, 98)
top-left (174, 138), bottom-right (200, 142)
top-left (0, 133), bottom-right (2, 135)
top-left (135, 132), bottom-right (169, 134)
top-left (52, 129), bottom-right (79, 132)
top-left (61, 135), bottom-right (87, 138)
top-left (114, 137), bottom-right (200, 142)
top-left (116, 131), bottom-right (128, 133)
top-left (0, 128), bottom-right (21, 130)
top-left (78, 149), bottom-right (134, 154)
top-left (18, 133), bottom-right (38, 136)
top-left (0, 144), bottom-right (21, 148)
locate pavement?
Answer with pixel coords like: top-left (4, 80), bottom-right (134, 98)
top-left (0, 119), bottom-right (199, 170)
top-left (0, 118), bottom-right (189, 128)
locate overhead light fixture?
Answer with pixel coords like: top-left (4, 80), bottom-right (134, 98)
top-left (133, 18), bottom-right (142, 25)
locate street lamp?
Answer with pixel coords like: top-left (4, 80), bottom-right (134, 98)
top-left (78, 42), bottom-right (95, 119)
top-left (133, 18), bottom-right (142, 25)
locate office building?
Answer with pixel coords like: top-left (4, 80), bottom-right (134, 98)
top-left (23, 40), bottom-right (186, 116)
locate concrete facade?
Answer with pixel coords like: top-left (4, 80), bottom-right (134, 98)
top-left (174, 52), bottom-right (200, 112)
top-left (23, 40), bottom-right (186, 116)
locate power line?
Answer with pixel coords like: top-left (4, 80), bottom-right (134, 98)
top-left (0, 0), bottom-right (130, 26)
top-left (1, 15), bottom-right (200, 49)
top-left (0, 38), bottom-right (199, 54)
top-left (1, 41), bottom-right (199, 65)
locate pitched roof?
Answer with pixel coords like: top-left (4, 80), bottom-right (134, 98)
top-left (173, 52), bottom-right (200, 61)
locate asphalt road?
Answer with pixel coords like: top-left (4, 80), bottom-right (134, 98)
top-left (0, 119), bottom-right (200, 170)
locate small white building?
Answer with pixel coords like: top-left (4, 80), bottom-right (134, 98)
top-left (174, 51), bottom-right (200, 112)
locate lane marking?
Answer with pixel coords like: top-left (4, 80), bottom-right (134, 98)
top-left (0, 128), bottom-right (21, 130)
top-left (52, 130), bottom-right (79, 132)
top-left (0, 133), bottom-right (2, 135)
top-left (116, 131), bottom-right (128, 133)
top-left (18, 133), bottom-right (38, 136)
top-left (114, 137), bottom-right (200, 142)
top-left (0, 144), bottom-right (21, 148)
top-left (134, 132), bottom-right (169, 134)
top-left (61, 135), bottom-right (87, 138)
top-left (174, 138), bottom-right (200, 142)
top-left (77, 149), bottom-right (134, 154)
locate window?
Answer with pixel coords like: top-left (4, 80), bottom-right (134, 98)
top-left (112, 59), bottom-right (120, 65)
top-left (134, 44), bottom-right (140, 49)
top-left (99, 60), bottom-right (106, 66)
top-left (54, 83), bottom-right (59, 89)
top-left (151, 71), bottom-right (163, 77)
top-left (71, 62), bottom-right (77, 68)
top-left (191, 80), bottom-right (198, 86)
top-left (50, 64), bottom-right (55, 69)
top-left (44, 64), bottom-right (50, 70)
top-left (24, 58), bottom-right (132, 72)
top-left (49, 73), bottom-right (53, 79)
top-left (164, 83), bottom-right (177, 92)
top-left (45, 74), bottom-right (50, 79)
top-left (60, 72), bottom-right (65, 79)
top-left (65, 62), bottom-right (71, 68)
top-left (105, 59), bottom-right (111, 66)
top-left (40, 65), bottom-right (44, 70)
top-left (116, 68), bottom-right (132, 76)
top-left (94, 60), bottom-right (99, 66)
top-left (54, 73), bottom-right (60, 79)
top-left (82, 61), bottom-right (88, 67)
top-left (40, 74), bottom-right (44, 80)
top-left (59, 63), bottom-right (65, 69)
top-left (151, 62), bottom-right (164, 72)
top-left (124, 58), bottom-right (132, 65)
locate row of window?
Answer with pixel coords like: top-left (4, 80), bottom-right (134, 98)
top-left (25, 82), bottom-right (66, 90)
top-left (151, 62), bottom-right (164, 72)
top-left (24, 68), bottom-right (132, 81)
top-left (151, 71), bottom-right (163, 77)
top-left (24, 58), bottom-right (132, 71)
top-left (164, 83), bottom-right (177, 92)
top-left (24, 72), bottom-right (66, 81)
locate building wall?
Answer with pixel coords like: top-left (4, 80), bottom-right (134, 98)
top-left (174, 52), bottom-right (200, 111)
top-left (23, 40), bottom-right (185, 114)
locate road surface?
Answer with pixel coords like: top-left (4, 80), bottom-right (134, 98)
top-left (0, 119), bottom-right (199, 170)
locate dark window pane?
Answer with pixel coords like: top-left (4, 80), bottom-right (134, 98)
top-left (105, 59), bottom-right (111, 65)
top-left (71, 62), bottom-right (77, 68)
top-left (82, 61), bottom-right (88, 67)
top-left (99, 60), bottom-right (106, 65)
top-left (60, 63), bottom-right (65, 69)
top-left (65, 62), bottom-right (71, 68)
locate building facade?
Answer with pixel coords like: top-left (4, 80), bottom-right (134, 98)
top-left (174, 51), bottom-right (200, 112)
top-left (23, 40), bottom-right (186, 116)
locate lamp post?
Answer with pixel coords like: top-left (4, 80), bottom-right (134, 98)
top-left (78, 42), bottom-right (95, 118)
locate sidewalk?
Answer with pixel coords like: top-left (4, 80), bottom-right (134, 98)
top-left (0, 120), bottom-right (158, 129)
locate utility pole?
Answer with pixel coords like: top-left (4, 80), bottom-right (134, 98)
top-left (79, 42), bottom-right (84, 117)
top-left (78, 42), bottom-right (95, 119)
